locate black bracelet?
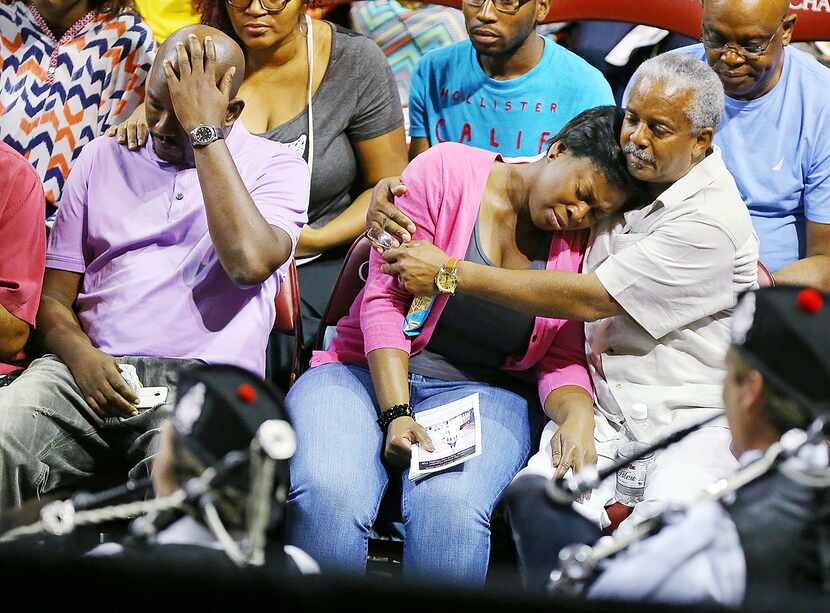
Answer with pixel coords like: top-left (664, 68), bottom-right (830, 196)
top-left (377, 403), bottom-right (414, 431)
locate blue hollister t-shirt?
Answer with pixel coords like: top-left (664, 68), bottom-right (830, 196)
top-left (677, 45), bottom-right (830, 272)
top-left (409, 36), bottom-right (614, 159)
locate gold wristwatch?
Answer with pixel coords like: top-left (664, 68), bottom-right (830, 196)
top-left (434, 257), bottom-right (460, 295)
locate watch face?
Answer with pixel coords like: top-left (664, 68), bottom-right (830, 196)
top-left (192, 125), bottom-right (215, 145)
top-left (436, 270), bottom-right (455, 293)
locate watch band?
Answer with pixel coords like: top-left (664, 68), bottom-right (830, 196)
top-left (444, 257), bottom-right (460, 273)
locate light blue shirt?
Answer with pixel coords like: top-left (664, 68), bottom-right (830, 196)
top-left (409, 37), bottom-right (614, 158)
top-left (667, 45), bottom-right (830, 272)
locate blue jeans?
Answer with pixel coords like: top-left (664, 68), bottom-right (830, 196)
top-left (284, 363), bottom-right (533, 585)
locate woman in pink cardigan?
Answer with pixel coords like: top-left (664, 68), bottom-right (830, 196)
top-left (284, 107), bottom-right (644, 584)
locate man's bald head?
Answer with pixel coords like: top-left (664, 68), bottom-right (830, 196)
top-left (151, 25), bottom-right (246, 97)
top-left (144, 25), bottom-right (247, 166)
top-left (704, 0), bottom-right (790, 24)
top-left (701, 0), bottom-right (796, 100)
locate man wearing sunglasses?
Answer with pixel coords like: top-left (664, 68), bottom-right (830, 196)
top-left (661, 0), bottom-right (830, 292)
top-left (406, 0), bottom-right (614, 160)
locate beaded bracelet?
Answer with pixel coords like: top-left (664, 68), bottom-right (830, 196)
top-left (377, 403), bottom-right (414, 431)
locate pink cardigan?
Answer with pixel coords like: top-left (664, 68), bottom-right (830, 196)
top-left (311, 142), bottom-right (592, 406)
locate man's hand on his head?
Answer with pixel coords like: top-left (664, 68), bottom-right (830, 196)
top-left (163, 35), bottom-right (235, 134)
top-left (367, 177), bottom-right (416, 251)
top-left (381, 240), bottom-right (449, 295)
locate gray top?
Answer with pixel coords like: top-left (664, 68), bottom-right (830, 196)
top-left (409, 213), bottom-right (549, 384)
top-left (258, 24), bottom-right (404, 227)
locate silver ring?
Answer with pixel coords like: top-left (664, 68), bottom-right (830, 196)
top-left (365, 228), bottom-right (395, 252)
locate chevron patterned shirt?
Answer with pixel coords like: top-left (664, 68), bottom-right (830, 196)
top-left (0, 3), bottom-right (155, 210)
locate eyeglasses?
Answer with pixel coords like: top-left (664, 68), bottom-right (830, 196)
top-left (701, 19), bottom-right (784, 59)
top-left (225, 0), bottom-right (291, 14)
top-left (462, 0), bottom-right (530, 16)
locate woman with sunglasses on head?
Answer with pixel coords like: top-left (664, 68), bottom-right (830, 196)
top-left (113, 0), bottom-right (408, 354)
top-left (284, 106), bottom-right (646, 584)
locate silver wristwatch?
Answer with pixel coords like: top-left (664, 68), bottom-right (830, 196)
top-left (189, 124), bottom-right (224, 148)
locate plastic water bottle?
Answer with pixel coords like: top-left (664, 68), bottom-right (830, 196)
top-left (629, 402), bottom-right (649, 438)
top-left (623, 402), bottom-right (650, 443)
top-left (606, 403), bottom-right (655, 531)
top-left (615, 441), bottom-right (654, 506)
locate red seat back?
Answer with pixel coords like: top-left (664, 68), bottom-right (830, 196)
top-left (274, 261), bottom-right (302, 336)
top-left (274, 261), bottom-right (303, 386)
top-left (314, 236), bottom-right (373, 349)
top-left (320, 0), bottom-right (830, 42)
top-left (540, 0), bottom-right (703, 36)
top-left (537, 0), bottom-right (830, 42)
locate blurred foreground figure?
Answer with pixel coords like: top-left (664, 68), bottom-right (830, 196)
top-left (507, 286), bottom-right (830, 608)
top-left (92, 364), bottom-right (318, 575)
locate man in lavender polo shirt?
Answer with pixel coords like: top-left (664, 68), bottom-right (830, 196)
top-left (0, 26), bottom-right (309, 509)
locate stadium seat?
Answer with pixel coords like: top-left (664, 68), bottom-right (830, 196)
top-left (534, 0), bottom-right (830, 42)
top-left (274, 261), bottom-right (304, 386)
top-left (312, 236), bottom-right (372, 351)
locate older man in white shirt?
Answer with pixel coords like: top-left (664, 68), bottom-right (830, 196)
top-left (374, 52), bottom-right (758, 530)
top-left (550, 53), bottom-right (759, 526)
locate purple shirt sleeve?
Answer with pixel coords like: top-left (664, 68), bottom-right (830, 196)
top-left (249, 148), bottom-right (310, 275)
top-left (46, 146), bottom-right (92, 274)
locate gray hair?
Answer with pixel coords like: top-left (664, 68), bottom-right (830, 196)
top-left (629, 53), bottom-right (725, 133)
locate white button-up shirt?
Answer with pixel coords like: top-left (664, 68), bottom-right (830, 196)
top-left (585, 146), bottom-right (758, 437)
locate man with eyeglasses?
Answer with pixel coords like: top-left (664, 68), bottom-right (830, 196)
top-left (406, 0), bottom-right (613, 160)
top-left (657, 0), bottom-right (830, 292)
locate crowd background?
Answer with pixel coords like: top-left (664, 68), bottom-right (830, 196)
top-left (1, 0), bottom-right (830, 608)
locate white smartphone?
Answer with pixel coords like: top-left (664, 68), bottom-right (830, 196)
top-left (137, 386), bottom-right (168, 409)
